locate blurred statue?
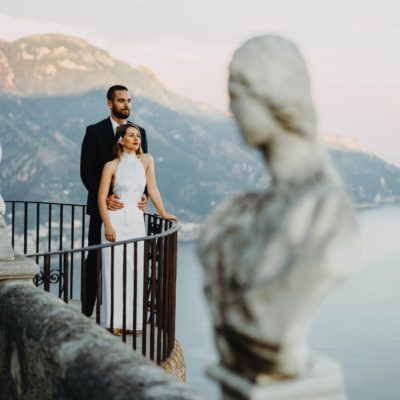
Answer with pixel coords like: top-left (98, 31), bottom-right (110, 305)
top-left (0, 143), bottom-right (15, 261)
top-left (197, 35), bottom-right (359, 380)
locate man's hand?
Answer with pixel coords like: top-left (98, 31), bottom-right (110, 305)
top-left (137, 194), bottom-right (148, 211)
top-left (106, 194), bottom-right (124, 211)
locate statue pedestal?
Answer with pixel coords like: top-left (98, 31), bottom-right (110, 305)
top-left (208, 356), bottom-right (347, 400)
top-left (0, 254), bottom-right (39, 283)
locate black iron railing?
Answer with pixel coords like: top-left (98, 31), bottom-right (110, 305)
top-left (5, 200), bottom-right (178, 365)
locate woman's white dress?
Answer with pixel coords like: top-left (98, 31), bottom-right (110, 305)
top-left (101, 153), bottom-right (146, 330)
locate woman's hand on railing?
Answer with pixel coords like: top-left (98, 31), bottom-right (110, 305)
top-left (161, 213), bottom-right (178, 221)
top-left (104, 225), bottom-right (116, 242)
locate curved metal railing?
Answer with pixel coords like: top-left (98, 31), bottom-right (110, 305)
top-left (5, 200), bottom-right (178, 365)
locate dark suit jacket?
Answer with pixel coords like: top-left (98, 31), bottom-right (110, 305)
top-left (80, 117), bottom-right (148, 216)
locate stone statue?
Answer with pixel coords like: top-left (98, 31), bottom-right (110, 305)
top-left (197, 35), bottom-right (359, 382)
top-left (0, 143), bottom-right (15, 261)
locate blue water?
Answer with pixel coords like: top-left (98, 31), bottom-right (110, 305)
top-left (176, 205), bottom-right (400, 400)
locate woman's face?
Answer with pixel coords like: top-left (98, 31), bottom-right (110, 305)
top-left (121, 127), bottom-right (141, 151)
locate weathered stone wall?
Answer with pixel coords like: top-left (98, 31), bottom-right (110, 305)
top-left (0, 281), bottom-right (204, 400)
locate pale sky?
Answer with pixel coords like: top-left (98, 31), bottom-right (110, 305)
top-left (1, 0), bottom-right (400, 165)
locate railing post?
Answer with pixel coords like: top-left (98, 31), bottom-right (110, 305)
top-left (122, 244), bottom-right (127, 343)
top-left (110, 245), bottom-right (115, 333)
top-left (163, 235), bottom-right (170, 361)
top-left (95, 249), bottom-right (101, 324)
top-left (48, 203), bottom-right (52, 252)
top-left (63, 253), bottom-right (69, 303)
top-left (36, 203), bottom-right (40, 263)
top-left (149, 238), bottom-right (157, 360)
top-left (156, 236), bottom-right (164, 364)
top-left (23, 202), bottom-right (28, 254)
top-left (70, 205), bottom-right (75, 298)
top-left (43, 255), bottom-right (51, 292)
top-left (80, 250), bottom-right (85, 312)
top-left (170, 231), bottom-right (178, 354)
top-left (142, 239), bottom-right (149, 357)
top-left (132, 242), bottom-right (137, 350)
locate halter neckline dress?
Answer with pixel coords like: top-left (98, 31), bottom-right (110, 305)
top-left (101, 152), bottom-right (146, 330)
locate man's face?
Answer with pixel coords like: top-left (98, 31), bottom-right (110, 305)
top-left (108, 90), bottom-right (131, 120)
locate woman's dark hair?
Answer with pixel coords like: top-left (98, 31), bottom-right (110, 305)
top-left (114, 123), bottom-right (143, 158)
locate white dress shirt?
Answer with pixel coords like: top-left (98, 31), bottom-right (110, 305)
top-left (110, 116), bottom-right (127, 133)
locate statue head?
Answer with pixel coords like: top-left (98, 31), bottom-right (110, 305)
top-left (228, 35), bottom-right (317, 149)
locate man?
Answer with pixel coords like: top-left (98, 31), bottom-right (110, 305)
top-left (80, 84), bottom-right (148, 317)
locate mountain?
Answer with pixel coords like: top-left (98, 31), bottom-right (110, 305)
top-left (323, 134), bottom-right (400, 206)
top-left (330, 149), bottom-right (400, 207)
top-left (0, 34), bottom-right (221, 118)
top-left (0, 90), bottom-right (267, 222)
top-left (1, 33), bottom-right (400, 226)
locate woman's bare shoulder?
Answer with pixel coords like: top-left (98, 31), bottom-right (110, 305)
top-left (138, 153), bottom-right (154, 164)
top-left (103, 159), bottom-right (119, 171)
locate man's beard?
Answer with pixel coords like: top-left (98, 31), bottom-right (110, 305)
top-left (113, 109), bottom-right (130, 119)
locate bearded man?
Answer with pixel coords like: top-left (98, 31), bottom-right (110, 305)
top-left (80, 85), bottom-right (148, 317)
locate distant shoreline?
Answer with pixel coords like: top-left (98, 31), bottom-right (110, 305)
top-left (178, 201), bottom-right (400, 242)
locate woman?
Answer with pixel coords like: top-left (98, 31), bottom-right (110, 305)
top-left (98, 123), bottom-right (176, 335)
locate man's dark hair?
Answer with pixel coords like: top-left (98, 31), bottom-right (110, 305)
top-left (107, 85), bottom-right (129, 100)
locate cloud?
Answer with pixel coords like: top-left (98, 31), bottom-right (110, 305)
top-left (0, 13), bottom-right (90, 42)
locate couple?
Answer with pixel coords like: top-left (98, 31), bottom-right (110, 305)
top-left (80, 85), bottom-right (176, 336)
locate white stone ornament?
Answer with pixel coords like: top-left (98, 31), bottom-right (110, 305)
top-left (197, 35), bottom-right (359, 389)
top-left (0, 142), bottom-right (40, 283)
top-left (0, 144), bottom-right (4, 216)
top-left (0, 143), bottom-right (15, 261)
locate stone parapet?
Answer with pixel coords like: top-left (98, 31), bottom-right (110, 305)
top-left (0, 282), bottom-right (204, 400)
top-left (0, 254), bottom-right (39, 282)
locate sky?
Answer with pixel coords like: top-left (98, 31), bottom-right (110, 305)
top-left (1, 0), bottom-right (400, 165)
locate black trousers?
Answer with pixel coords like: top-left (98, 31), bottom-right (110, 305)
top-left (82, 214), bottom-right (102, 317)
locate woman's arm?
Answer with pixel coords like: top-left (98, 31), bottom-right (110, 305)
top-left (98, 161), bottom-right (117, 241)
top-left (144, 154), bottom-right (176, 220)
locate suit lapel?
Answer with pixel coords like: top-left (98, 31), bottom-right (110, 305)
top-left (99, 118), bottom-right (115, 162)
top-left (105, 117), bottom-right (114, 141)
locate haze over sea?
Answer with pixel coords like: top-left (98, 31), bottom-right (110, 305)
top-left (176, 205), bottom-right (400, 400)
